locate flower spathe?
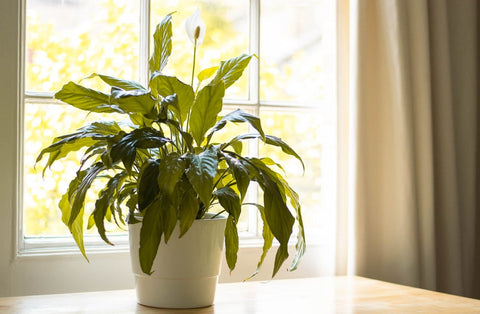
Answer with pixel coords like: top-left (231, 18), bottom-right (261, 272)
top-left (185, 8), bottom-right (206, 46)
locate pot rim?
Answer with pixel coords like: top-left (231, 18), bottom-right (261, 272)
top-left (128, 212), bottom-right (227, 223)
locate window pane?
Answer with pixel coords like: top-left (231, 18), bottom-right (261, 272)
top-left (260, 0), bottom-right (324, 104)
top-left (151, 1), bottom-right (249, 100)
top-left (24, 102), bottom-right (125, 236)
top-left (258, 108), bottom-right (336, 243)
top-left (26, 0), bottom-right (140, 93)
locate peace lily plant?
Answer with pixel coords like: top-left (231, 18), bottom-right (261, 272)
top-left (37, 11), bottom-right (305, 279)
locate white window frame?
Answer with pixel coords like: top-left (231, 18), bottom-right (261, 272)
top-left (0, 0), bottom-right (337, 297)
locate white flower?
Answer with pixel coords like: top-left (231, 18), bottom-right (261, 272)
top-left (185, 8), bottom-right (206, 46)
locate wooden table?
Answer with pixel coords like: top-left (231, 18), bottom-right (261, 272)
top-left (1, 276), bottom-right (479, 313)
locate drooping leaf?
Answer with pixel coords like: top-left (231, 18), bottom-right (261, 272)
top-left (219, 152), bottom-right (250, 201)
top-left (189, 81), bottom-right (225, 146)
top-left (69, 162), bottom-right (106, 227)
top-left (149, 73), bottom-right (194, 124)
top-left (244, 157), bottom-right (295, 277)
top-left (176, 177), bottom-right (199, 237)
top-left (210, 54), bottom-right (253, 89)
top-left (185, 147), bottom-right (219, 207)
top-left (110, 128), bottom-right (170, 173)
top-left (110, 87), bottom-right (156, 115)
top-left (59, 174), bottom-right (89, 261)
top-left (55, 81), bottom-right (122, 113)
top-left (226, 133), bottom-right (305, 171)
top-left (157, 153), bottom-right (187, 195)
top-left (137, 159), bottom-right (160, 212)
top-left (243, 203), bottom-right (274, 280)
top-left (85, 73), bottom-right (146, 91)
top-left (92, 173), bottom-right (126, 245)
top-left (224, 215), bottom-right (239, 272)
top-left (36, 121), bottom-right (122, 172)
top-left (139, 197), bottom-right (164, 275)
top-left (149, 14), bottom-right (173, 73)
top-left (214, 187), bottom-right (241, 220)
top-left (207, 109), bottom-right (265, 142)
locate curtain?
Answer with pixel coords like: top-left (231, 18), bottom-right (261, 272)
top-left (337, 0), bottom-right (480, 298)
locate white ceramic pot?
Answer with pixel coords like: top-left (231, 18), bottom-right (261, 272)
top-left (128, 213), bottom-right (227, 309)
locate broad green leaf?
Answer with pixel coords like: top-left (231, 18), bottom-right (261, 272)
top-left (85, 73), bottom-right (146, 91)
top-left (69, 162), bottom-right (106, 227)
top-left (55, 81), bottom-right (122, 113)
top-left (36, 121), bottom-right (122, 171)
top-left (245, 158), bottom-right (294, 277)
top-left (197, 66), bottom-right (218, 84)
top-left (214, 187), bottom-right (241, 220)
top-left (185, 147), bottom-right (218, 207)
top-left (210, 54), bottom-right (253, 89)
top-left (189, 81), bottom-right (225, 146)
top-left (149, 14), bottom-right (173, 73)
top-left (207, 109), bottom-right (265, 142)
top-left (224, 215), bottom-right (239, 272)
top-left (176, 178), bottom-right (199, 237)
top-left (137, 159), bottom-right (160, 212)
top-left (221, 152), bottom-right (250, 201)
top-left (139, 197), bottom-right (164, 275)
top-left (244, 203), bottom-right (273, 280)
top-left (110, 87), bottom-right (156, 115)
top-left (226, 133), bottom-right (305, 172)
top-left (59, 173), bottom-right (88, 261)
top-left (162, 198), bottom-right (177, 244)
top-left (261, 157), bottom-right (286, 174)
top-left (150, 73), bottom-right (194, 124)
top-left (92, 173), bottom-right (126, 245)
top-left (157, 153), bottom-right (187, 195)
top-left (110, 128), bottom-right (170, 173)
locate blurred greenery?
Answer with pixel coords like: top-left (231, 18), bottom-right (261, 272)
top-left (25, 0), bottom-right (328, 239)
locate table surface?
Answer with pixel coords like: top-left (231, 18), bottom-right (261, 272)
top-left (1, 276), bottom-right (479, 313)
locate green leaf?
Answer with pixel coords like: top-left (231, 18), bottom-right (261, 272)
top-left (210, 54), bottom-right (253, 89)
top-left (92, 173), bottom-right (126, 245)
top-left (220, 152), bottom-right (250, 201)
top-left (69, 162), bottom-right (106, 227)
top-left (185, 147), bottom-right (219, 207)
top-left (139, 197), bottom-right (164, 275)
top-left (36, 121), bottom-right (122, 172)
top-left (244, 157), bottom-right (295, 277)
top-left (244, 203), bottom-right (273, 280)
top-left (157, 153), bottom-right (187, 195)
top-left (59, 174), bottom-right (88, 261)
top-left (149, 73), bottom-right (194, 124)
top-left (224, 215), bottom-right (239, 272)
top-left (189, 81), bottom-right (225, 146)
top-left (110, 87), bottom-right (156, 115)
top-left (197, 66), bottom-right (218, 84)
top-left (55, 81), bottom-right (121, 113)
top-left (110, 128), bottom-right (170, 173)
top-left (137, 159), bottom-right (160, 212)
top-left (207, 109), bottom-right (265, 142)
top-left (176, 178), bottom-right (199, 237)
top-left (85, 73), bottom-right (146, 91)
top-left (214, 187), bottom-right (241, 220)
top-left (226, 133), bottom-right (305, 172)
top-left (149, 14), bottom-right (173, 73)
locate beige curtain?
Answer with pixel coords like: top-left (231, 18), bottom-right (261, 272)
top-left (337, 0), bottom-right (480, 298)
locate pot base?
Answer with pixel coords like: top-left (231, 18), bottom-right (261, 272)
top-left (135, 274), bottom-right (218, 308)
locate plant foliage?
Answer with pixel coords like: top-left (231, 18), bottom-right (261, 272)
top-left (37, 13), bottom-right (305, 278)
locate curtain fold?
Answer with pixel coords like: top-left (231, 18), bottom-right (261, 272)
top-left (338, 0), bottom-right (480, 298)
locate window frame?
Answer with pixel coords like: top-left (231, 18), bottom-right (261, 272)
top-left (0, 0), bottom-right (337, 297)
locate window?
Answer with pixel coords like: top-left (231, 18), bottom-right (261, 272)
top-left (15, 0), bottom-right (336, 293)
